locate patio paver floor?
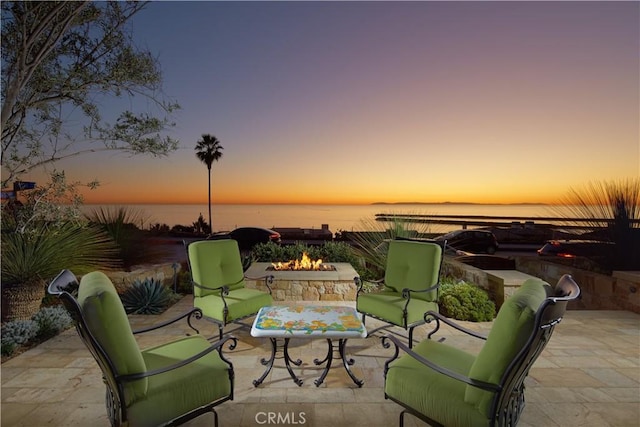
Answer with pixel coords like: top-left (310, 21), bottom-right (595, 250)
top-left (2, 298), bottom-right (638, 427)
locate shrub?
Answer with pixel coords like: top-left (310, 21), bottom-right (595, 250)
top-left (120, 277), bottom-right (177, 315)
top-left (33, 306), bottom-right (73, 340)
top-left (1, 319), bottom-right (39, 356)
top-left (252, 241), bottom-right (287, 261)
top-left (175, 269), bottom-right (193, 294)
top-left (439, 278), bottom-right (496, 322)
top-left (317, 241), bottom-right (361, 266)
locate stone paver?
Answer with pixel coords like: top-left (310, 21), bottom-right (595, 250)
top-left (1, 298), bottom-right (638, 427)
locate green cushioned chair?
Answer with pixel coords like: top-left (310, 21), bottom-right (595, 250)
top-left (383, 274), bottom-right (580, 427)
top-left (356, 239), bottom-right (444, 348)
top-left (48, 269), bottom-right (235, 427)
top-left (186, 239), bottom-right (274, 340)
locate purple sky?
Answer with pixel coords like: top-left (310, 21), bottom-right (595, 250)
top-left (35, 1), bottom-right (639, 204)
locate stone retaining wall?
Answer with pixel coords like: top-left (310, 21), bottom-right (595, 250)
top-left (443, 257), bottom-right (640, 314)
top-left (105, 263), bottom-right (181, 294)
top-left (515, 257), bottom-right (640, 314)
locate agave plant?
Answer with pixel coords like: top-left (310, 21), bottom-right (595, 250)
top-left (1, 222), bottom-right (120, 321)
top-left (120, 278), bottom-right (175, 315)
top-left (1, 222), bottom-right (120, 284)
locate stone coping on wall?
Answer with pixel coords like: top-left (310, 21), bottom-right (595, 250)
top-left (244, 262), bottom-right (359, 282)
top-left (485, 270), bottom-right (541, 306)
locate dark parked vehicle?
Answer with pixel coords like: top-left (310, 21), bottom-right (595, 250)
top-left (435, 229), bottom-right (499, 254)
top-left (210, 227), bottom-right (281, 252)
top-left (537, 240), bottom-right (614, 262)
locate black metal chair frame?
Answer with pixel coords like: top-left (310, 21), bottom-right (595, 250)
top-left (382, 274), bottom-right (580, 427)
top-left (355, 238), bottom-right (446, 348)
top-left (184, 240), bottom-right (274, 341)
top-left (48, 269), bottom-right (236, 427)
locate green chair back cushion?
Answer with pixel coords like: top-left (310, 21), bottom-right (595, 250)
top-left (464, 278), bottom-right (549, 415)
top-left (385, 240), bottom-right (442, 301)
top-left (188, 240), bottom-right (246, 297)
top-left (77, 271), bottom-right (147, 403)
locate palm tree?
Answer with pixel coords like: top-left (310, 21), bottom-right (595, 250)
top-left (195, 134), bottom-right (224, 234)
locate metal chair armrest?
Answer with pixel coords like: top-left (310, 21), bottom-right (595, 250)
top-left (401, 282), bottom-right (439, 299)
top-left (423, 310), bottom-right (488, 341)
top-left (118, 336), bottom-right (238, 382)
top-left (192, 280), bottom-right (231, 295)
top-left (244, 274), bottom-right (274, 295)
top-left (133, 308), bottom-right (203, 335)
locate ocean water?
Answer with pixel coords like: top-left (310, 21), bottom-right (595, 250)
top-left (81, 203), bottom-right (569, 234)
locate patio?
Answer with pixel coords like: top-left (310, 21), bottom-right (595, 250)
top-left (1, 298), bottom-right (638, 427)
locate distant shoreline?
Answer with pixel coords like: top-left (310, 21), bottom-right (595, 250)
top-left (370, 202), bottom-right (549, 206)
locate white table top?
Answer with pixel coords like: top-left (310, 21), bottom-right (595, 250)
top-left (251, 305), bottom-right (367, 338)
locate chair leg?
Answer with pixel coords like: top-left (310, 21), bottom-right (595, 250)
top-left (408, 326), bottom-right (415, 349)
top-left (213, 409), bottom-right (219, 427)
top-left (218, 325), bottom-right (223, 341)
top-left (400, 410), bottom-right (406, 427)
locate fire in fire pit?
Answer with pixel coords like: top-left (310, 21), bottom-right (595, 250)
top-left (269, 252), bottom-right (336, 271)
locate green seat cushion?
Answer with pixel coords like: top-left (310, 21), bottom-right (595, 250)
top-left (128, 336), bottom-right (232, 427)
top-left (385, 339), bottom-right (488, 427)
top-left (195, 288), bottom-right (273, 323)
top-left (357, 291), bottom-right (438, 327)
top-left (77, 271), bottom-right (147, 403)
top-left (464, 278), bottom-right (549, 415)
top-left (188, 240), bottom-right (246, 296)
top-left (384, 240), bottom-right (442, 302)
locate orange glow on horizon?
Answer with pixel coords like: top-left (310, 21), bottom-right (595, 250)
top-left (79, 185), bottom-right (565, 206)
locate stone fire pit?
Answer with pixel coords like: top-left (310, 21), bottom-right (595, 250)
top-left (244, 262), bottom-right (359, 302)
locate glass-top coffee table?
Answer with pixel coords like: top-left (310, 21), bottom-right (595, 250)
top-left (250, 305), bottom-right (367, 387)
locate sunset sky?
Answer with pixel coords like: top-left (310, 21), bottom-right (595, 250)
top-left (23, 1), bottom-right (640, 205)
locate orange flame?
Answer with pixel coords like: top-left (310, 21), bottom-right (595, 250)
top-left (271, 252), bottom-right (332, 271)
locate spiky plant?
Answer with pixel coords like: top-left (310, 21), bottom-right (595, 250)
top-left (86, 206), bottom-right (166, 269)
top-left (1, 222), bottom-right (120, 285)
top-left (555, 177), bottom-right (639, 270)
top-left (348, 214), bottom-right (434, 279)
top-left (120, 278), bottom-right (175, 315)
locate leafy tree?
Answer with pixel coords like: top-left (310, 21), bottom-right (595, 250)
top-left (2, 170), bottom-right (94, 233)
top-left (194, 134), bottom-right (223, 233)
top-left (1, 1), bottom-right (180, 188)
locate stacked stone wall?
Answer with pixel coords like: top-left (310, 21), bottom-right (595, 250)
top-left (246, 278), bottom-right (357, 301)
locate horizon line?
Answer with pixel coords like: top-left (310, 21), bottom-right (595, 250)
top-left (81, 201), bottom-right (552, 206)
